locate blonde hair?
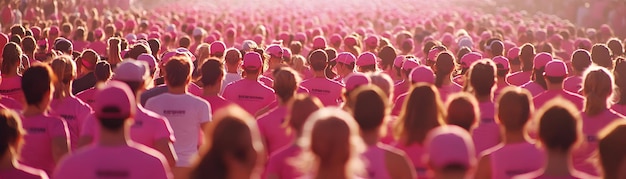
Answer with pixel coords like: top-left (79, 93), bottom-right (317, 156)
top-left (582, 66), bottom-right (614, 116)
top-left (290, 55), bottom-right (307, 74)
top-left (195, 43), bottom-right (211, 61)
top-left (49, 55), bottom-right (77, 99)
top-left (291, 107), bottom-right (366, 177)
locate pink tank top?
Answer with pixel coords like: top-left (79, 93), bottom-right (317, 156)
top-left (393, 143), bottom-right (428, 177)
top-left (489, 142), bottom-right (545, 179)
top-left (362, 145), bottom-right (391, 179)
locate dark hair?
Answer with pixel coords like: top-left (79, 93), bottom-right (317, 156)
top-left (607, 38), bottom-right (624, 57)
top-left (456, 47), bottom-right (471, 64)
top-left (445, 93), bottom-right (478, 131)
top-left (614, 58), bottom-right (626, 105)
top-left (378, 46), bottom-right (397, 69)
top-left (61, 23), bottom-right (73, 35)
top-left (309, 49), bottom-right (328, 71)
top-left (179, 36), bottom-right (191, 48)
top-left (497, 87), bottom-right (533, 131)
top-left (224, 48), bottom-right (242, 65)
top-left (127, 44), bottom-right (151, 60)
top-left (10, 25), bottom-right (25, 37)
top-left (0, 109), bottom-right (23, 155)
top-left (434, 52), bottom-right (456, 88)
top-left (396, 84), bottom-right (445, 145)
top-left (537, 100), bottom-right (580, 152)
top-left (200, 59), bottom-right (224, 86)
top-left (422, 40), bottom-right (439, 55)
top-left (2, 42), bottom-right (22, 74)
top-left (572, 50), bottom-right (592, 72)
top-left (98, 116), bottom-right (126, 131)
top-left (74, 27), bottom-right (87, 41)
top-left (290, 41), bottom-right (302, 55)
top-left (591, 44), bottom-right (614, 69)
top-left (468, 60), bottom-right (496, 97)
top-left (519, 43), bottom-right (536, 71)
top-left (165, 57), bottom-right (192, 88)
top-left (350, 86), bottom-right (388, 131)
top-left (272, 67), bottom-right (300, 103)
top-left (490, 41), bottom-right (504, 57)
top-left (147, 39), bottom-right (161, 57)
top-left (22, 65), bottom-right (56, 105)
top-left (21, 36), bottom-right (36, 53)
top-left (94, 61), bottom-right (112, 82)
top-left (325, 48), bottom-right (337, 61)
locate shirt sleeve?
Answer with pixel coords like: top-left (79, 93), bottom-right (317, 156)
top-left (79, 115), bottom-right (97, 138)
top-left (199, 100), bottom-right (211, 123)
top-left (50, 117), bottom-right (70, 140)
top-left (155, 116), bottom-right (176, 143)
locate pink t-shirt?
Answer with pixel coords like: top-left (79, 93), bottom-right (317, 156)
top-left (507, 71), bottom-right (532, 86)
top-left (53, 143), bottom-right (172, 179)
top-left (260, 75), bottom-right (274, 88)
top-left (0, 76), bottom-right (25, 105)
top-left (49, 96), bottom-right (93, 150)
top-left (512, 170), bottom-right (599, 179)
top-left (86, 41), bottom-right (107, 56)
top-left (494, 82), bottom-right (511, 100)
top-left (264, 145), bottom-right (303, 179)
top-left (453, 75), bottom-right (465, 87)
top-left (391, 93), bottom-right (407, 116)
top-left (393, 143), bottom-right (428, 178)
top-left (200, 95), bottom-right (231, 115)
top-left (473, 101), bottom-right (501, 155)
top-left (300, 77), bottom-right (345, 106)
top-left (521, 81), bottom-right (545, 97)
top-left (572, 109), bottom-right (624, 176)
top-left (188, 83), bottom-right (203, 97)
top-left (393, 81), bottom-right (409, 102)
top-left (0, 95), bottom-right (22, 111)
top-left (257, 106), bottom-right (294, 155)
top-left (223, 79), bottom-right (276, 115)
top-left (484, 142), bottom-right (545, 179)
top-left (362, 144), bottom-right (393, 179)
top-left (19, 114), bottom-right (70, 175)
top-left (80, 106), bottom-right (176, 149)
top-left (533, 90), bottom-right (584, 111)
top-left (610, 104), bottom-right (626, 116)
top-left (0, 163), bottom-right (49, 179)
top-left (563, 76), bottom-right (583, 94)
top-left (72, 40), bottom-right (90, 52)
top-left (76, 87), bottom-right (96, 107)
top-left (438, 83), bottom-right (463, 102)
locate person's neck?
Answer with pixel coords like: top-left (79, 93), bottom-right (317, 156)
top-left (202, 84), bottom-right (221, 96)
top-left (502, 130), bottom-right (529, 144)
top-left (361, 130), bottom-right (380, 146)
top-left (244, 74), bottom-right (259, 81)
top-left (316, 163), bottom-right (349, 179)
top-left (57, 85), bottom-right (72, 98)
top-left (98, 126), bottom-right (130, 147)
top-left (546, 83), bottom-right (563, 91)
top-left (497, 77), bottom-right (507, 86)
top-left (475, 94), bottom-right (492, 102)
top-left (168, 85), bottom-right (188, 94)
top-left (23, 104), bottom-right (47, 117)
top-left (313, 70), bottom-right (326, 78)
top-left (226, 66), bottom-right (239, 73)
top-left (442, 75), bottom-right (453, 85)
top-left (434, 171), bottom-right (469, 179)
top-left (543, 150), bottom-right (574, 176)
top-left (0, 151), bottom-right (16, 169)
top-left (2, 71), bottom-right (18, 77)
top-left (227, 167), bottom-right (252, 179)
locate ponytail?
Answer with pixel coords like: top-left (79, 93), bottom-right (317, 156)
top-left (49, 56), bottom-right (77, 99)
top-left (434, 52), bottom-right (455, 88)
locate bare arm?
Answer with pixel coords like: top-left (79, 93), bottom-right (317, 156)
top-left (154, 138), bottom-right (178, 168)
top-left (475, 154), bottom-right (492, 179)
top-left (52, 137), bottom-right (70, 163)
top-left (385, 150), bottom-right (416, 179)
top-left (77, 136), bottom-right (93, 148)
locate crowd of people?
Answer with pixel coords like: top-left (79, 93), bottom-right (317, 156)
top-left (0, 0), bottom-right (626, 179)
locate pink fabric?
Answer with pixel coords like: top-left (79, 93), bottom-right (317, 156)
top-left (49, 96), bottom-right (93, 150)
top-left (86, 41), bottom-right (107, 56)
top-left (563, 76), bottom-right (583, 94)
top-left (391, 93), bottom-right (407, 116)
top-left (0, 95), bottom-right (22, 111)
top-left (200, 95), bottom-right (231, 115)
top-left (257, 106), bottom-right (293, 155)
top-left (223, 79), bottom-right (276, 115)
top-left (486, 142), bottom-right (545, 179)
top-left (438, 83), bottom-right (463, 102)
top-left (506, 71), bottom-right (532, 86)
top-left (0, 76), bottom-right (25, 105)
top-left (393, 81), bottom-right (409, 102)
top-left (19, 114), bottom-right (70, 175)
top-left (453, 75), bottom-right (465, 87)
top-left (72, 41), bottom-right (90, 52)
top-left (394, 143), bottom-right (428, 177)
top-left (76, 87), bottom-right (97, 107)
top-left (572, 109), bottom-right (624, 177)
top-left (300, 78), bottom-right (345, 106)
top-left (53, 144), bottom-right (172, 179)
top-left (521, 81), bottom-right (545, 97)
top-left (610, 104), bottom-right (626, 116)
top-left (472, 101), bottom-right (500, 155)
top-left (0, 163), bottom-right (49, 179)
top-left (362, 144), bottom-right (392, 179)
top-left (264, 145), bottom-right (303, 179)
top-left (81, 106), bottom-right (176, 149)
top-left (188, 83), bottom-right (203, 97)
top-left (533, 90), bottom-right (584, 111)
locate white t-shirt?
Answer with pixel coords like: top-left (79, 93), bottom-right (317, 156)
top-left (221, 73), bottom-right (242, 94)
top-left (145, 93), bottom-right (211, 167)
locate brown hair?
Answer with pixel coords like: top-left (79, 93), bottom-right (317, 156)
top-left (349, 86), bottom-right (388, 131)
top-left (519, 43), bottom-right (536, 71)
top-left (434, 51), bottom-right (456, 88)
top-left (164, 57), bottom-right (192, 88)
top-left (0, 109), bottom-right (24, 155)
top-left (49, 56), bottom-right (77, 99)
top-left (272, 67), bottom-right (301, 103)
top-left (496, 87), bottom-right (534, 132)
top-left (591, 44), bottom-right (614, 70)
top-left (2, 42), bottom-right (22, 74)
top-left (598, 121), bottom-right (626, 179)
top-left (200, 59), bottom-right (224, 86)
top-left (582, 67), bottom-right (614, 116)
top-left (468, 60), bottom-right (496, 97)
top-left (395, 83), bottom-right (445, 145)
top-left (22, 65), bottom-right (57, 105)
top-left (445, 92), bottom-right (479, 131)
top-left (536, 99), bottom-right (581, 152)
top-left (284, 94), bottom-right (323, 135)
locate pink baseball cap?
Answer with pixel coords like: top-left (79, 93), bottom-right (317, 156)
top-left (330, 34), bottom-right (342, 45)
top-left (336, 52), bottom-right (356, 65)
top-left (424, 125), bottom-right (476, 170)
top-left (160, 49), bottom-right (191, 66)
top-left (312, 36), bottom-right (327, 49)
top-left (344, 36), bottom-right (358, 47)
top-left (209, 41), bottom-right (226, 55)
top-left (30, 26), bottom-right (41, 39)
top-left (283, 48), bottom-right (292, 59)
top-left (356, 52), bottom-right (377, 66)
top-left (113, 60), bottom-right (150, 82)
top-left (402, 58), bottom-right (420, 71)
top-left (533, 52), bottom-right (553, 69)
top-left (265, 44), bottom-right (283, 58)
top-left (410, 66), bottom-right (435, 84)
top-left (49, 26), bottom-right (60, 35)
top-left (242, 52), bottom-right (263, 70)
top-left (493, 56), bottom-right (510, 70)
top-left (137, 54), bottom-right (157, 72)
top-left (507, 47), bottom-right (520, 60)
top-left (544, 60), bottom-right (568, 77)
top-left (461, 52), bottom-right (482, 68)
top-left (428, 48), bottom-right (443, 62)
top-left (364, 35), bottom-right (379, 47)
top-left (394, 55), bottom-right (405, 68)
top-left (93, 81), bottom-right (136, 119)
top-left (345, 73), bottom-right (371, 91)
